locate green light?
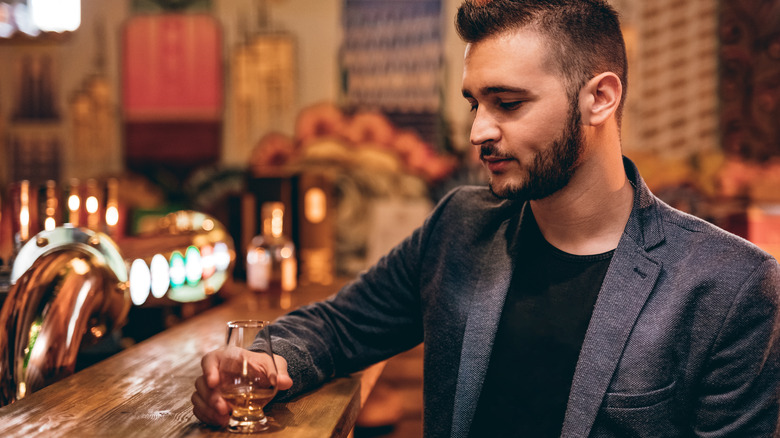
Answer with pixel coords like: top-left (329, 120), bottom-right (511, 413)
top-left (169, 251), bottom-right (186, 288)
top-left (185, 245), bottom-right (202, 286)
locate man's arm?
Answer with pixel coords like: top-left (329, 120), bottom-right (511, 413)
top-left (266, 187), bottom-right (462, 399)
top-left (694, 258), bottom-right (780, 436)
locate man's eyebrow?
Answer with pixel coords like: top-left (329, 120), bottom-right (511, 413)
top-left (484, 86), bottom-right (531, 95)
top-left (462, 86), bottom-right (533, 98)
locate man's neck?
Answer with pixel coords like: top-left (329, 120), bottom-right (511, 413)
top-left (529, 150), bottom-right (634, 256)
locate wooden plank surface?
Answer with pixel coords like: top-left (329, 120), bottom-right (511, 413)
top-left (0, 281), bottom-right (383, 437)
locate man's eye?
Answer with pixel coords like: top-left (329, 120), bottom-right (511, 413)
top-left (500, 101), bottom-right (523, 110)
top-left (469, 102), bottom-right (478, 112)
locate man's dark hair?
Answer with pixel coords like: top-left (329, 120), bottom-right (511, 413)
top-left (456, 0), bottom-right (628, 124)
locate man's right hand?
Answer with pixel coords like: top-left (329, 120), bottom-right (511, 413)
top-left (191, 347), bottom-right (293, 426)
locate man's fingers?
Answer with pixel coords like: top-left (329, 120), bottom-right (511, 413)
top-left (191, 389), bottom-right (229, 426)
top-left (194, 375), bottom-right (230, 416)
top-left (201, 350), bottom-right (222, 388)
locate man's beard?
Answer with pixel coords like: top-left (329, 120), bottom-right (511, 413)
top-left (484, 102), bottom-right (584, 201)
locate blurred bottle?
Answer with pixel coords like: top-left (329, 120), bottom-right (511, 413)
top-left (246, 202), bottom-right (297, 293)
top-left (298, 173), bottom-right (334, 286)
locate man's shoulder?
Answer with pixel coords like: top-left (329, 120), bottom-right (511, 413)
top-left (434, 185), bottom-right (521, 223)
top-left (442, 184), bottom-right (500, 203)
top-left (654, 198), bottom-right (777, 268)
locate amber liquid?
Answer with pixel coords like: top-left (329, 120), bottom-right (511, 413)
top-left (222, 386), bottom-right (276, 418)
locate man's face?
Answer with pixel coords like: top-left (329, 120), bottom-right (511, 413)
top-left (462, 29), bottom-right (584, 201)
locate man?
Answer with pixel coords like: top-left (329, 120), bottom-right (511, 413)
top-left (193, 0), bottom-right (780, 436)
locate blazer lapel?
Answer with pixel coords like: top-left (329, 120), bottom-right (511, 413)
top-left (561, 157), bottom-right (666, 437)
top-left (450, 216), bottom-right (515, 438)
top-left (560, 242), bottom-right (662, 437)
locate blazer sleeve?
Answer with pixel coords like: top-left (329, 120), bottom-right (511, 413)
top-left (264, 187), bottom-right (461, 400)
top-left (694, 258), bottom-right (780, 436)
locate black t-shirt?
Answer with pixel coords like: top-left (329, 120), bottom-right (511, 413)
top-left (468, 217), bottom-right (614, 437)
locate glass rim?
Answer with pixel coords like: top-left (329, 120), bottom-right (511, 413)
top-left (227, 319), bottom-right (271, 328)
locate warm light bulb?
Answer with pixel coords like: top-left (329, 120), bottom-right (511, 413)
top-left (201, 244), bottom-right (215, 279)
top-left (271, 207), bottom-right (284, 238)
top-left (19, 207), bottom-right (29, 228)
top-left (304, 188), bottom-right (327, 224)
top-left (68, 195), bottom-right (80, 211)
top-left (19, 208), bottom-right (30, 241)
top-left (30, 0), bottom-right (81, 32)
top-left (214, 242), bottom-right (231, 272)
top-left (44, 217), bottom-right (56, 231)
top-left (129, 259), bottom-right (151, 306)
top-left (150, 254), bottom-right (170, 298)
top-left (106, 205), bottom-right (119, 227)
top-left (19, 180), bottom-right (30, 241)
top-left (86, 196), bottom-right (98, 214)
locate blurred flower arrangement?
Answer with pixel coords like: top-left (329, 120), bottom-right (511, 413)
top-left (628, 149), bottom-right (780, 243)
top-left (715, 157), bottom-right (780, 203)
top-left (249, 102), bottom-right (461, 275)
top-left (630, 150), bottom-right (780, 205)
top-left (250, 102), bottom-right (458, 186)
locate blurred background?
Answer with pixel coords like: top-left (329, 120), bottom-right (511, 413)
top-left (0, 0), bottom-right (778, 260)
top-left (0, 0), bottom-right (777, 434)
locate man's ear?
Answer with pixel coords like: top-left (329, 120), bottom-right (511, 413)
top-left (579, 72), bottom-right (622, 127)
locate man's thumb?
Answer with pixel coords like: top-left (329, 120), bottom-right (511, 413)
top-left (274, 354), bottom-right (293, 391)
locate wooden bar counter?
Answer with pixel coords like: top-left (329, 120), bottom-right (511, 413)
top-left (0, 282), bottom-right (384, 437)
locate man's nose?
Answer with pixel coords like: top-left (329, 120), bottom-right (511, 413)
top-left (470, 108), bottom-right (500, 146)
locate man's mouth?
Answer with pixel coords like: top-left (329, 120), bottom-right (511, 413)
top-left (479, 145), bottom-right (512, 161)
top-left (480, 154), bottom-right (514, 173)
top-left (481, 155), bottom-right (512, 163)
top-left (480, 145), bottom-right (513, 167)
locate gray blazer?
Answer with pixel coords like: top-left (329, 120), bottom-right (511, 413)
top-left (270, 157), bottom-right (780, 437)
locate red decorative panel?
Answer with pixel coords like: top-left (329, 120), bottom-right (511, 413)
top-left (122, 14), bottom-right (222, 121)
top-left (122, 14), bottom-right (223, 170)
